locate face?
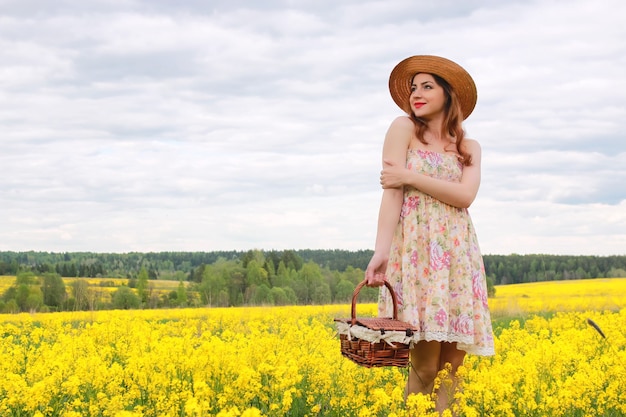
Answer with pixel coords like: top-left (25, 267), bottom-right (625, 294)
top-left (409, 73), bottom-right (447, 120)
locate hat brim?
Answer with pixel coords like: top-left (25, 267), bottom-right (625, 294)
top-left (388, 55), bottom-right (477, 120)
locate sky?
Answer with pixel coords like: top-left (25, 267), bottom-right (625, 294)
top-left (1, 0), bottom-right (625, 256)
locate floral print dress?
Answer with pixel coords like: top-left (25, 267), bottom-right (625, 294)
top-left (378, 149), bottom-right (495, 356)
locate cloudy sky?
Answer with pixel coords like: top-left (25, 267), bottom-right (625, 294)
top-left (1, 0), bottom-right (625, 256)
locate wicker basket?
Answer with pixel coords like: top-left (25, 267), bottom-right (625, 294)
top-left (334, 280), bottom-right (417, 368)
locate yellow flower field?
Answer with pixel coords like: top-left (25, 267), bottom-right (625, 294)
top-left (0, 278), bottom-right (625, 416)
top-left (0, 276), bottom-right (14, 295)
top-left (489, 278), bottom-right (626, 318)
top-left (0, 275), bottom-right (196, 307)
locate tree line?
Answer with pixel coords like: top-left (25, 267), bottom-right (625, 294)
top-left (482, 253), bottom-right (626, 284)
top-left (0, 251), bottom-right (383, 313)
top-left (0, 267), bottom-right (192, 313)
top-left (1, 250), bottom-right (625, 313)
top-left (1, 250), bottom-right (624, 284)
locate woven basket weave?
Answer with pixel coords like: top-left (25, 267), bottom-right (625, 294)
top-left (334, 280), bottom-right (417, 368)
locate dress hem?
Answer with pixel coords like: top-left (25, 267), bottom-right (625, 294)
top-left (408, 333), bottom-right (495, 356)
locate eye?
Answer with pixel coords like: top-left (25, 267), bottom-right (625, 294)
top-left (410, 85), bottom-right (417, 92)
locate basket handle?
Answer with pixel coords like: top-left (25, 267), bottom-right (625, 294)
top-left (351, 279), bottom-right (398, 325)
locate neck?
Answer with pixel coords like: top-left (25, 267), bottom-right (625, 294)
top-left (421, 112), bottom-right (445, 134)
top-left (424, 121), bottom-right (446, 142)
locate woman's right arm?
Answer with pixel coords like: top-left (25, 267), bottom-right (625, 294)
top-left (364, 116), bottom-right (412, 286)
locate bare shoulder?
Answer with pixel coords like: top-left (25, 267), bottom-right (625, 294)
top-left (386, 116), bottom-right (414, 140)
top-left (462, 138), bottom-right (482, 154)
top-left (389, 115), bottom-right (414, 131)
top-left (383, 116), bottom-right (412, 158)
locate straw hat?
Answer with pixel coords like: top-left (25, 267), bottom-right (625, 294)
top-left (388, 55), bottom-right (477, 120)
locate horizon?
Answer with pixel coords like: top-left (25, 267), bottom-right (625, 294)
top-left (2, 248), bottom-right (624, 258)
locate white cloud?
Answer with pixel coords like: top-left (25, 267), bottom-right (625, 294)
top-left (0, 0), bottom-right (625, 255)
top-left (483, 150), bottom-right (626, 204)
top-left (471, 199), bottom-right (626, 255)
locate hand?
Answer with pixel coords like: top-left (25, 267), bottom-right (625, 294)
top-left (380, 159), bottom-right (406, 189)
top-left (364, 253), bottom-right (388, 287)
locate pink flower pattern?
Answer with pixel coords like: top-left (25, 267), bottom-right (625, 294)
top-left (451, 314), bottom-right (473, 335)
top-left (378, 149), bottom-right (495, 356)
top-left (434, 308), bottom-right (447, 327)
top-left (472, 269), bottom-right (489, 308)
top-left (429, 241), bottom-right (451, 271)
top-left (401, 196), bottom-right (420, 218)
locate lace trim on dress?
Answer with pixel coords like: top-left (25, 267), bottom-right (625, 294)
top-left (336, 322), bottom-right (495, 357)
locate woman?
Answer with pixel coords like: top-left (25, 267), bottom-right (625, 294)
top-left (364, 55), bottom-right (495, 413)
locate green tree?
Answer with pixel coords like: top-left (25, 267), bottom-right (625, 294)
top-left (2, 273), bottom-right (43, 312)
top-left (3, 299), bottom-right (18, 313)
top-left (486, 275), bottom-right (496, 298)
top-left (136, 267), bottom-right (149, 304)
top-left (343, 266), bottom-right (365, 286)
top-left (242, 249), bottom-right (265, 268)
top-left (176, 279), bottom-right (188, 307)
top-left (191, 264), bottom-right (206, 283)
top-left (265, 258), bottom-right (276, 280)
top-left (16, 271), bottom-right (37, 286)
top-left (325, 269), bottom-right (342, 301)
top-left (312, 282), bottom-right (331, 304)
top-left (41, 273), bottom-right (66, 309)
top-left (1, 286), bottom-right (17, 303)
top-left (283, 287), bottom-right (298, 305)
top-left (197, 258), bottom-right (241, 306)
top-left (273, 261), bottom-right (292, 288)
top-left (25, 292), bottom-right (44, 312)
top-left (246, 260), bottom-right (269, 288)
top-left (112, 286), bottom-right (140, 309)
top-left (16, 284), bottom-right (43, 312)
top-left (334, 279), bottom-right (356, 303)
top-left (607, 268), bottom-right (626, 278)
top-left (228, 269), bottom-right (246, 307)
top-left (295, 261), bottom-right (323, 304)
top-left (71, 279), bottom-right (90, 310)
top-left (216, 290), bottom-right (229, 307)
top-left (281, 250), bottom-right (303, 271)
top-left (252, 284), bottom-right (273, 305)
top-left (200, 265), bottom-right (226, 306)
top-left (270, 287), bottom-right (290, 305)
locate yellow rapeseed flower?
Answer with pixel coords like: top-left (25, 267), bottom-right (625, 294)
top-left (0, 279), bottom-right (625, 416)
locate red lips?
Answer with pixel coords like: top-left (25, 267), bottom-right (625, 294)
top-left (413, 102), bottom-right (425, 109)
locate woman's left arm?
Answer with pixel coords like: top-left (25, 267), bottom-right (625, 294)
top-left (381, 140), bottom-right (482, 208)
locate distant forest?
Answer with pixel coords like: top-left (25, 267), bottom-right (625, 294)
top-left (1, 250), bottom-right (626, 312)
top-left (1, 250), bottom-right (625, 285)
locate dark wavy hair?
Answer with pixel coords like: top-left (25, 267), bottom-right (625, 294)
top-left (408, 73), bottom-right (472, 166)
